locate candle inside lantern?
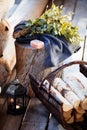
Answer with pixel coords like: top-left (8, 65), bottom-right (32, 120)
top-left (10, 98), bottom-right (14, 103)
top-left (16, 105), bottom-right (20, 109)
top-left (6, 80), bottom-right (27, 115)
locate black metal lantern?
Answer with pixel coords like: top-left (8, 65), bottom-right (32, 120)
top-left (6, 79), bottom-right (27, 115)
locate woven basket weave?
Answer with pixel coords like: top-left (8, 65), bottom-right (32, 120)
top-left (29, 61), bottom-right (87, 130)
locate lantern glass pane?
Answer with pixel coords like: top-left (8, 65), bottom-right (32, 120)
top-left (7, 97), bottom-right (16, 110)
top-left (16, 97), bottom-right (24, 107)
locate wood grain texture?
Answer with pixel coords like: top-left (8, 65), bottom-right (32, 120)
top-left (63, 0), bottom-right (87, 64)
top-left (84, 36), bottom-right (87, 61)
top-left (0, 98), bottom-right (23, 130)
top-left (15, 42), bottom-right (47, 95)
top-left (0, 0), bottom-right (87, 130)
top-left (54, 0), bottom-right (64, 6)
top-left (48, 116), bottom-right (61, 130)
top-left (20, 98), bottom-right (49, 130)
top-left (63, 0), bottom-right (76, 15)
top-left (0, 98), bottom-right (5, 111)
top-left (73, 0), bottom-right (87, 61)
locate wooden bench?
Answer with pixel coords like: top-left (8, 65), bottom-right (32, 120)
top-left (0, 0), bottom-right (87, 130)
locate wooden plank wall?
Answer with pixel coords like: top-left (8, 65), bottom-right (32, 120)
top-left (73, 0), bottom-right (87, 61)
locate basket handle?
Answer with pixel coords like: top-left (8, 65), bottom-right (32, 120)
top-left (40, 60), bottom-right (87, 93)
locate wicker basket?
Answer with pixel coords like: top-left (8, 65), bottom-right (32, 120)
top-left (29, 61), bottom-right (87, 130)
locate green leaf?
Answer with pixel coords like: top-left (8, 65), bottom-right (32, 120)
top-left (21, 3), bottom-right (82, 44)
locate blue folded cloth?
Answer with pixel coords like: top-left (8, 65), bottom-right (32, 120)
top-left (36, 33), bottom-right (72, 67)
top-left (14, 21), bottom-right (72, 67)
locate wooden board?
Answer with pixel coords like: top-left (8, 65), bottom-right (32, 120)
top-left (48, 116), bottom-right (67, 130)
top-left (20, 98), bottom-right (49, 130)
top-left (54, 0), bottom-right (64, 6)
top-left (63, 0), bottom-right (87, 63)
top-left (63, 0), bottom-right (87, 62)
top-left (84, 36), bottom-right (87, 61)
top-left (0, 97), bottom-right (23, 130)
top-left (63, 0), bottom-right (76, 15)
top-left (0, 98), bottom-right (5, 111)
top-left (47, 115), bottom-right (64, 130)
top-left (15, 42), bottom-right (48, 96)
top-left (73, 0), bottom-right (87, 61)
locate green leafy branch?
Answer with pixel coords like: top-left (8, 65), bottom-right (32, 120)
top-left (17, 4), bottom-right (82, 44)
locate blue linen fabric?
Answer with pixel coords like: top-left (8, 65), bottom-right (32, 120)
top-left (14, 21), bottom-right (72, 67)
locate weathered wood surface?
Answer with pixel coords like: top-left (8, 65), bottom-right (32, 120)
top-left (0, 0), bottom-right (87, 130)
top-left (0, 98), bottom-right (23, 130)
top-left (20, 98), bottom-right (49, 130)
top-left (21, 0), bottom-right (87, 129)
top-left (0, 0), bottom-right (50, 130)
top-left (15, 43), bottom-right (47, 92)
top-left (63, 0), bottom-right (87, 79)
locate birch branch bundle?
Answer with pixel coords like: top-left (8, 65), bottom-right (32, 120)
top-left (64, 72), bottom-right (87, 110)
top-left (43, 71), bottom-right (87, 123)
top-left (43, 80), bottom-right (74, 124)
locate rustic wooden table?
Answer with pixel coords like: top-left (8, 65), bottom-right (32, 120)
top-left (0, 0), bottom-right (87, 130)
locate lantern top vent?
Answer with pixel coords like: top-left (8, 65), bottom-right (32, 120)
top-left (6, 79), bottom-right (27, 96)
